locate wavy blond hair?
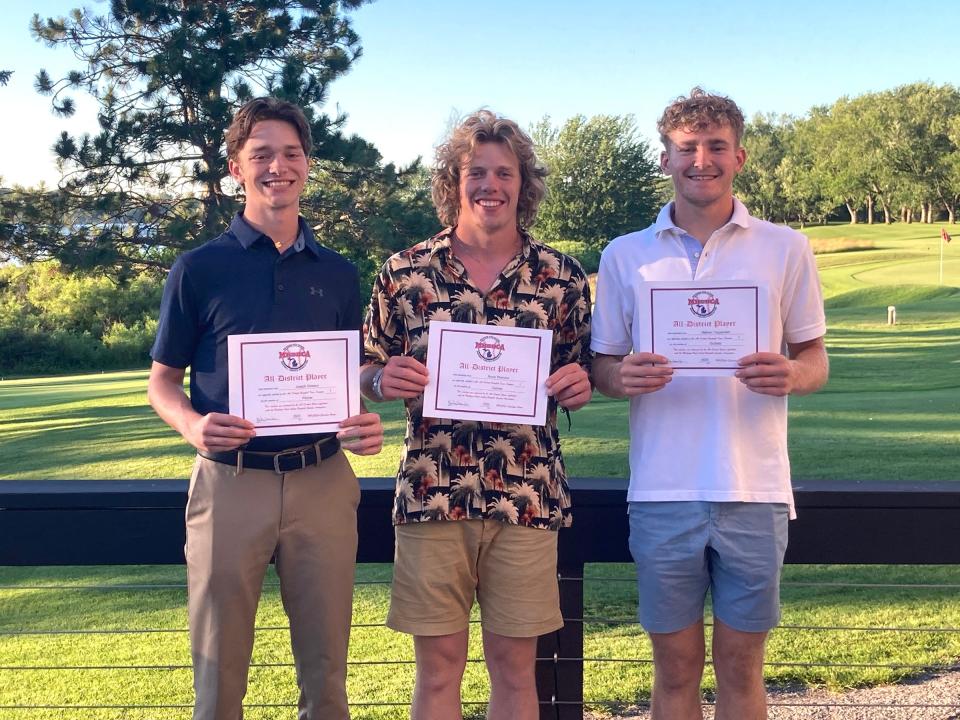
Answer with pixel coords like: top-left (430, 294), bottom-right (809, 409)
top-left (657, 87), bottom-right (745, 147)
top-left (432, 110), bottom-right (547, 229)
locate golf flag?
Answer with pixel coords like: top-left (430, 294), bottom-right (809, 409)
top-left (942, 228), bottom-right (952, 244)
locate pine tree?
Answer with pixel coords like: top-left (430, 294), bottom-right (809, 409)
top-left (9, 0), bottom-right (430, 276)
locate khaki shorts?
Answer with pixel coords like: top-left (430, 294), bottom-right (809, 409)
top-left (387, 520), bottom-right (562, 638)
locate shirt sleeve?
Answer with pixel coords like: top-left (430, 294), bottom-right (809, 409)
top-left (363, 261), bottom-right (406, 365)
top-left (781, 235), bottom-right (827, 345)
top-left (150, 257), bottom-right (200, 369)
top-left (340, 263), bottom-right (363, 330)
top-left (555, 257), bottom-right (593, 377)
top-left (590, 242), bottom-right (634, 356)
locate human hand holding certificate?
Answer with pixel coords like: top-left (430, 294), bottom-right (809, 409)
top-left (636, 281), bottom-right (770, 376)
top-left (228, 330), bottom-right (360, 436)
top-left (422, 321), bottom-right (552, 425)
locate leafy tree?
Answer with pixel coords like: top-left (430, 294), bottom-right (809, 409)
top-left (878, 83), bottom-right (960, 223)
top-left (736, 113), bottom-right (791, 222)
top-left (0, 70), bottom-right (11, 85)
top-left (304, 160), bottom-right (439, 297)
top-left (532, 114), bottom-right (661, 251)
top-left (776, 113), bottom-right (835, 227)
top-left (4, 0), bottom-right (431, 276)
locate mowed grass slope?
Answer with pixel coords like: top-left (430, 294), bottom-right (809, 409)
top-left (792, 224), bottom-right (960, 480)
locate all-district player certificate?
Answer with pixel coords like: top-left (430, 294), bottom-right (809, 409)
top-left (636, 281), bottom-right (770, 377)
top-left (423, 321), bottom-right (553, 426)
top-left (227, 330), bottom-right (360, 436)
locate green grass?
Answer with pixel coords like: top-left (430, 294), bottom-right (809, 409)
top-left (0, 565), bottom-right (423, 720)
top-left (2, 564), bottom-right (959, 717)
top-left (583, 564), bottom-right (960, 710)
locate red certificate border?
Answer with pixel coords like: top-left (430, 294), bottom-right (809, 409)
top-left (238, 337), bottom-right (353, 430)
top-left (433, 326), bottom-right (546, 420)
top-left (649, 285), bottom-right (759, 370)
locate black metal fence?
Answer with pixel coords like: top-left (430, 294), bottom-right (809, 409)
top-left (2, 477), bottom-right (960, 719)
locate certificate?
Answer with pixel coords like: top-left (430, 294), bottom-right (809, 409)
top-left (636, 281), bottom-right (770, 376)
top-left (227, 330), bottom-right (360, 436)
top-left (423, 321), bottom-right (552, 425)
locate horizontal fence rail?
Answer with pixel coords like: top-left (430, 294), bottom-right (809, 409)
top-left (2, 478), bottom-right (960, 719)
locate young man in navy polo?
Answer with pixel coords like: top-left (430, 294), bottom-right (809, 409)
top-left (148, 97), bottom-right (383, 720)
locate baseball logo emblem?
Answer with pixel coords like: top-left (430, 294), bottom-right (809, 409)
top-left (278, 343), bottom-right (310, 370)
top-left (475, 335), bottom-right (506, 362)
top-left (688, 291), bottom-right (720, 318)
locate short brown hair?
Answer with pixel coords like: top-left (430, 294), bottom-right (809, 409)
top-left (226, 97), bottom-right (313, 161)
top-left (657, 87), bottom-right (745, 147)
top-left (432, 110), bottom-right (547, 229)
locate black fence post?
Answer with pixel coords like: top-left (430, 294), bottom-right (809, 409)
top-left (536, 559), bottom-right (585, 720)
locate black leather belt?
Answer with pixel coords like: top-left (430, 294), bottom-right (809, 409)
top-left (199, 437), bottom-right (339, 474)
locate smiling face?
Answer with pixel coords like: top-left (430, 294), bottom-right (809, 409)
top-left (456, 141), bottom-right (522, 240)
top-left (228, 119), bottom-right (308, 216)
top-left (661, 123), bottom-right (746, 212)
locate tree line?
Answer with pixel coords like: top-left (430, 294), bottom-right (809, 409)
top-left (735, 82), bottom-right (960, 227)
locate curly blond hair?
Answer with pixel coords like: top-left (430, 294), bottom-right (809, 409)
top-left (657, 87), bottom-right (745, 147)
top-left (432, 110), bottom-right (547, 229)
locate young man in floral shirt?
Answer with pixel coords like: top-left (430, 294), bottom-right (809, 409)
top-left (361, 110), bottom-right (592, 720)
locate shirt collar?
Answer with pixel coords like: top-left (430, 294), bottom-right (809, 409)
top-left (428, 225), bottom-right (535, 261)
top-left (654, 198), bottom-right (752, 239)
top-left (230, 212), bottom-right (321, 257)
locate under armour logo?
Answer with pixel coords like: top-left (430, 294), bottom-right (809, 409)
top-left (309, 287), bottom-right (324, 297)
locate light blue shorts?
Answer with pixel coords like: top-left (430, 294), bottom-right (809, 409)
top-left (628, 501), bottom-right (789, 634)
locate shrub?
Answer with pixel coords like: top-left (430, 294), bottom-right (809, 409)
top-left (545, 240), bottom-right (602, 274)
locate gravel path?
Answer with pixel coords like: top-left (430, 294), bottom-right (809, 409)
top-left (586, 668), bottom-right (960, 719)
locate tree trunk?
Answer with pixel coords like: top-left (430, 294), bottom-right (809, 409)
top-left (845, 202), bottom-right (858, 224)
top-left (866, 195), bottom-right (874, 224)
top-left (942, 199), bottom-right (956, 224)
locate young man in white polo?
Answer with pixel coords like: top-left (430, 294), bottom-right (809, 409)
top-left (591, 88), bottom-right (829, 719)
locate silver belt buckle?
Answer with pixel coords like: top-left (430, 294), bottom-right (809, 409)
top-left (273, 448), bottom-right (308, 474)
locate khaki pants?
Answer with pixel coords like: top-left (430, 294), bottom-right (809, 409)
top-left (185, 451), bottom-right (360, 720)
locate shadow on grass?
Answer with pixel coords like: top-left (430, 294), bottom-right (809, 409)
top-left (0, 376), bottom-right (149, 411)
top-left (0, 405), bottom-right (187, 476)
top-left (824, 324), bottom-right (960, 394)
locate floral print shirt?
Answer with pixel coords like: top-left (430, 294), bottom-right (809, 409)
top-left (364, 227), bottom-right (592, 530)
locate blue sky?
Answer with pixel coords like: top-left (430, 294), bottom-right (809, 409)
top-left (2, 0), bottom-right (958, 187)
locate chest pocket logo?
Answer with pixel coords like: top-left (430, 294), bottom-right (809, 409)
top-left (309, 286), bottom-right (324, 298)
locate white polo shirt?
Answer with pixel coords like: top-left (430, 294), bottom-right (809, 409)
top-left (590, 200), bottom-right (826, 515)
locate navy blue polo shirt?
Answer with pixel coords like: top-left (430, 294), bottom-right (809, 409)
top-left (151, 212), bottom-right (362, 452)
